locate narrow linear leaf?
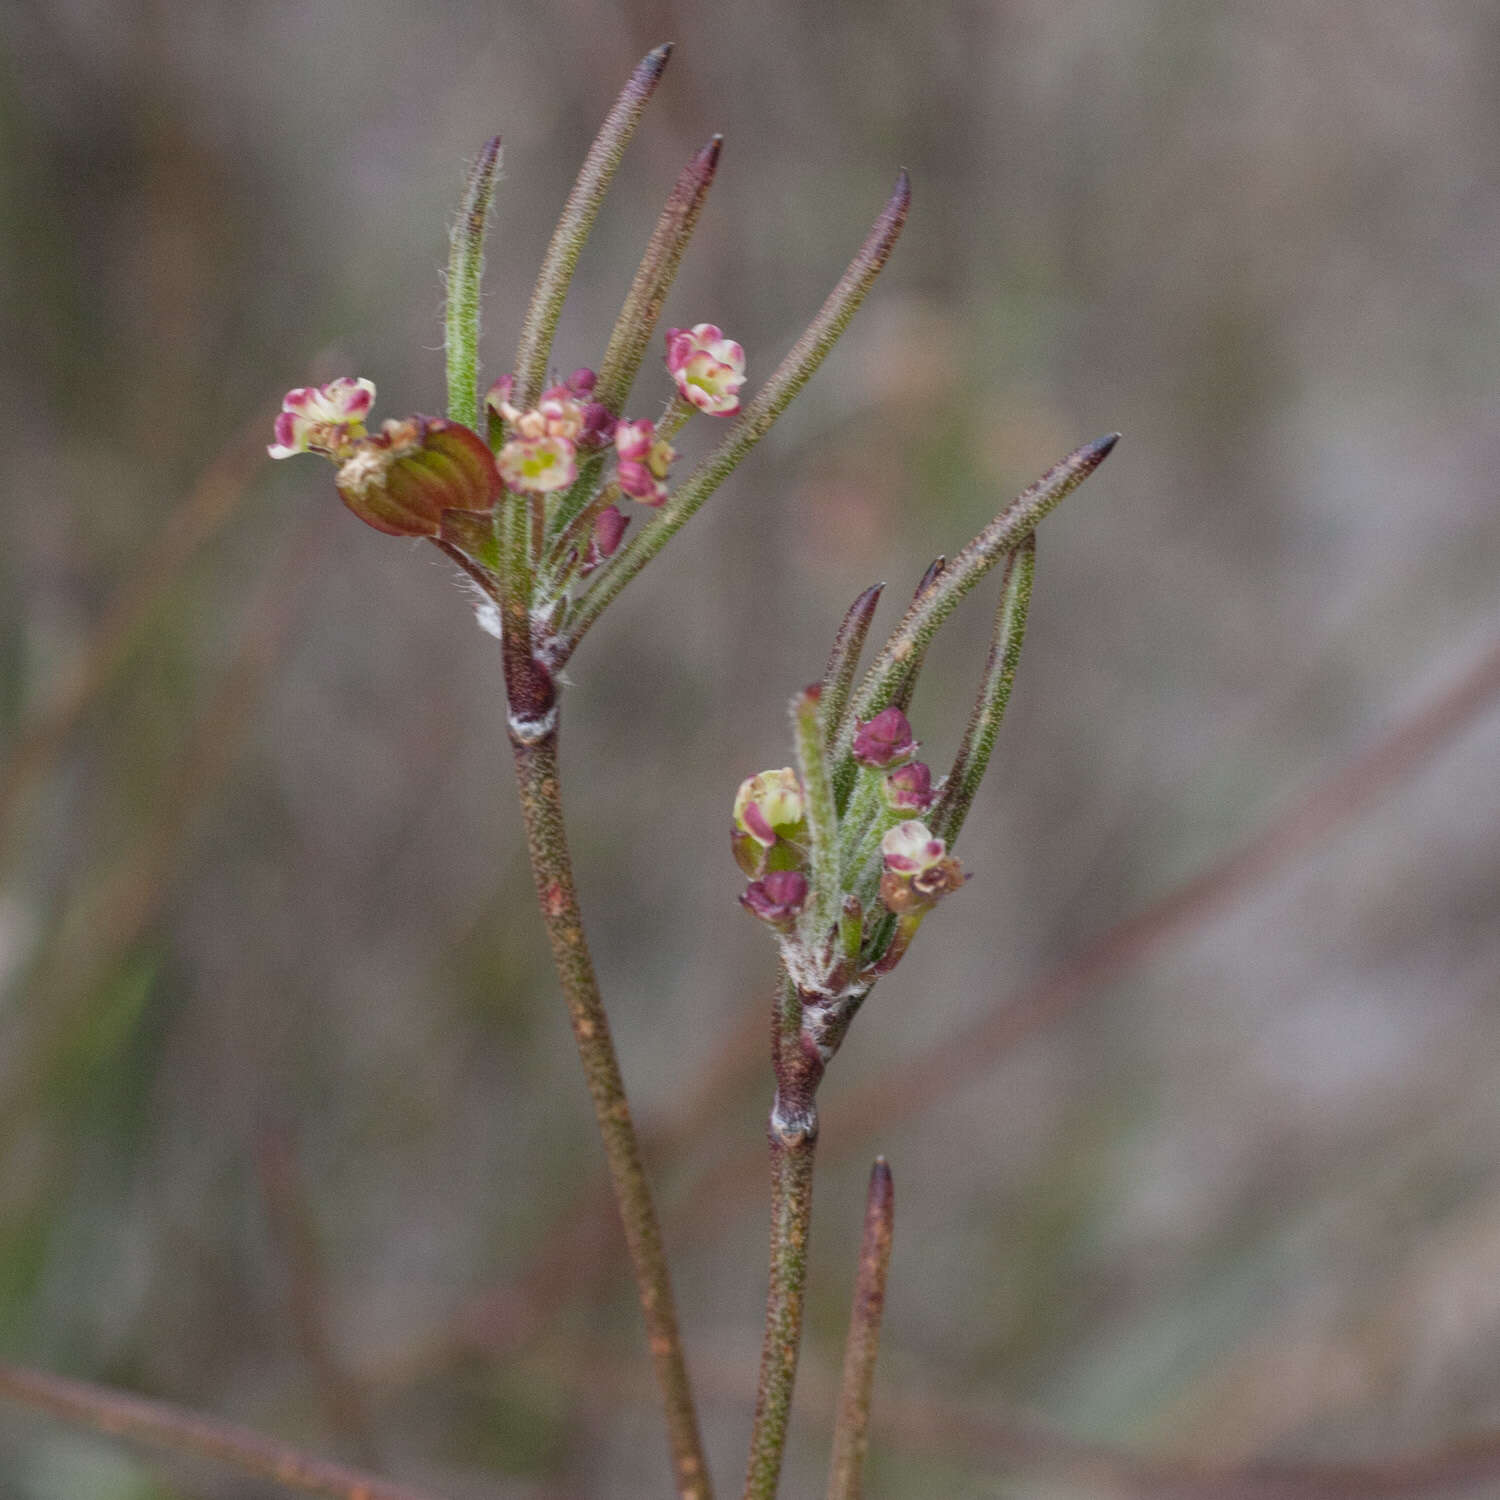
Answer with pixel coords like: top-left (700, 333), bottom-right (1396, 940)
top-left (930, 535), bottom-right (1035, 845)
top-left (564, 171), bottom-right (912, 654)
top-left (512, 44), bottom-right (672, 409)
top-left (826, 1157), bottom-right (895, 1500)
top-left (837, 432), bottom-right (1117, 763)
top-left (792, 684), bottom-right (841, 946)
top-left (887, 555), bottom-right (944, 715)
top-left (445, 135), bottom-right (502, 428)
top-left (594, 136), bottom-right (723, 417)
top-left (822, 583), bottom-right (884, 741)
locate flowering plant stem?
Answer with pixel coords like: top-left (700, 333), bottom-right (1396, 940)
top-left (509, 725), bottom-right (711, 1500)
top-left (742, 972), bottom-right (825, 1500)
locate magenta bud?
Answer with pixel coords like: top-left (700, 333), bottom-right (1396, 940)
top-left (852, 706), bottom-right (917, 768)
top-left (884, 760), bottom-right (934, 812)
top-left (593, 503), bottom-right (628, 558)
top-left (566, 367), bottom-right (598, 396)
top-left (334, 417), bottom-right (500, 538)
top-left (740, 870), bottom-right (809, 930)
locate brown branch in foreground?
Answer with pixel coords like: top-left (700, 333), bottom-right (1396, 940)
top-left (0, 1362), bottom-right (445, 1500)
top-left (870, 1387), bottom-right (1500, 1500)
top-left (829, 632), bottom-right (1500, 1154)
top-left (0, 408), bottom-right (270, 835)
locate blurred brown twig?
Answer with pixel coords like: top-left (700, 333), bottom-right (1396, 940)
top-left (0, 1360), bottom-right (447, 1500)
top-left (0, 404), bottom-right (273, 837)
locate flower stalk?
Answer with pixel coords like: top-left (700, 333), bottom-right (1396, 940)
top-left (510, 729), bottom-right (709, 1500)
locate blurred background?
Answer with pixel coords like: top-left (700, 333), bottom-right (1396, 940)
top-left (3, 3), bottom-right (1500, 1497)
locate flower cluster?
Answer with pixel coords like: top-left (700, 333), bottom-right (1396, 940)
top-left (487, 369), bottom-right (612, 495)
top-left (733, 704), bottom-right (964, 992)
top-left (266, 320), bottom-right (744, 612)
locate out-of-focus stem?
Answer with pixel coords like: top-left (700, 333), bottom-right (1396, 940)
top-left (512, 44), bottom-right (672, 409)
top-left (508, 727), bottom-right (711, 1500)
top-left (0, 410), bottom-right (267, 836)
top-left (256, 1126), bottom-right (381, 1469)
top-left (444, 135), bottom-right (501, 428)
top-left (0, 1362), bottom-right (439, 1500)
top-left (826, 1158), bottom-right (894, 1500)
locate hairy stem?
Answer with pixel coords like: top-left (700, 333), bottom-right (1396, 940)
top-left (743, 1121), bottom-right (818, 1500)
top-left (509, 727), bottom-right (711, 1500)
top-left (744, 976), bottom-right (824, 1500)
top-left (0, 1362), bottom-right (439, 1500)
top-left (826, 1158), bottom-right (894, 1500)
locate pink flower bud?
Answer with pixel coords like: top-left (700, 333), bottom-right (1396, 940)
top-left (732, 767), bottom-right (807, 879)
top-left (614, 419), bottom-right (655, 461)
top-left (883, 760), bottom-right (934, 813)
top-left (536, 386), bottom-right (586, 441)
top-left (334, 417), bottom-right (500, 538)
top-left (268, 377), bottom-right (376, 460)
top-left (665, 323), bottom-right (746, 416)
top-left (593, 503), bottom-right (628, 557)
top-left (852, 706), bottom-right (917, 768)
top-left (879, 819), bottom-right (965, 914)
top-left (614, 419), bottom-right (676, 505)
top-left (577, 504), bottom-right (629, 579)
top-left (740, 870), bottom-right (809, 930)
top-left (497, 434), bottom-right (578, 493)
top-left (566, 367), bottom-right (597, 396)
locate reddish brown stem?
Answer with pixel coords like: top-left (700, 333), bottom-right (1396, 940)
top-left (508, 722), bottom-right (711, 1500)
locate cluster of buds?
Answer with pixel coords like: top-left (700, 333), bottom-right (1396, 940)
top-left (728, 421), bottom-right (1123, 1043)
top-left (734, 701), bottom-right (966, 999)
top-left (613, 418), bottom-right (677, 505)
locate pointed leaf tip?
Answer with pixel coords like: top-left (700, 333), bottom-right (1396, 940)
top-left (1091, 432), bottom-right (1121, 461)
